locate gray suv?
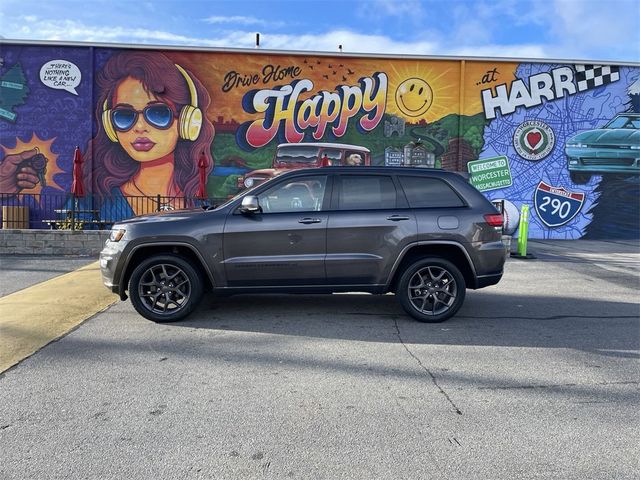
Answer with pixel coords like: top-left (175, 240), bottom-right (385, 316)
top-left (100, 167), bottom-right (506, 323)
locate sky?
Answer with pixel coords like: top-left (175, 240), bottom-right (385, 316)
top-left (1, 0), bottom-right (639, 63)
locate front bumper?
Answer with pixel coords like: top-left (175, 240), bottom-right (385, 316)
top-left (99, 239), bottom-right (128, 296)
top-left (566, 147), bottom-right (640, 174)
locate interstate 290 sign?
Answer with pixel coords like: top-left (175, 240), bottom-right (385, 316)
top-left (534, 181), bottom-right (585, 227)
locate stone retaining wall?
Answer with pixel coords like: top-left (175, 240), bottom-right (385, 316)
top-left (0, 229), bottom-right (110, 255)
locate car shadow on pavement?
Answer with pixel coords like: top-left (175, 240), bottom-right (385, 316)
top-left (154, 291), bottom-right (640, 358)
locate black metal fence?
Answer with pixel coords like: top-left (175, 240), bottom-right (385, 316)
top-left (0, 192), bottom-right (228, 230)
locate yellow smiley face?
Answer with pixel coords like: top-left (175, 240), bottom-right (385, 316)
top-left (395, 78), bottom-right (433, 117)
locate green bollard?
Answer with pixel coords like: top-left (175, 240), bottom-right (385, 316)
top-left (517, 204), bottom-right (529, 256)
top-left (512, 204), bottom-right (535, 259)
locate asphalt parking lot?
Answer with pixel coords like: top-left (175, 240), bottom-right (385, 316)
top-left (0, 240), bottom-right (638, 479)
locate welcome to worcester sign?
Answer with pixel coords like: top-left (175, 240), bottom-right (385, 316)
top-left (467, 156), bottom-right (513, 192)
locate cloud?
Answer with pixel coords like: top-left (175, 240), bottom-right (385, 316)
top-left (450, 44), bottom-right (548, 60)
top-left (357, 0), bottom-right (426, 24)
top-left (9, 17), bottom-right (226, 45)
top-left (549, 0), bottom-right (640, 61)
top-left (2, 13), bottom-right (634, 62)
top-left (0, 17), bottom-right (436, 53)
top-left (369, 0), bottom-right (425, 16)
top-left (257, 30), bottom-right (440, 55)
top-left (202, 15), bottom-right (284, 28)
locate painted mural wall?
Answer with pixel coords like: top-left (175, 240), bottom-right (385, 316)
top-left (0, 42), bottom-right (638, 238)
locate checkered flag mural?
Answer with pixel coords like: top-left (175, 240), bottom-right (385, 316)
top-left (574, 65), bottom-right (620, 91)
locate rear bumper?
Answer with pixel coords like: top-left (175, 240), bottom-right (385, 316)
top-left (475, 272), bottom-right (503, 289)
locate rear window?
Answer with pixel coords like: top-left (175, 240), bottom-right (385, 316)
top-left (337, 175), bottom-right (396, 210)
top-left (274, 146), bottom-right (320, 166)
top-left (399, 176), bottom-right (464, 208)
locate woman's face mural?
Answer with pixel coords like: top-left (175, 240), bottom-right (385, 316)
top-left (113, 77), bottom-right (180, 163)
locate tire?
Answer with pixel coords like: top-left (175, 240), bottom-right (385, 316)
top-left (396, 257), bottom-right (466, 323)
top-left (570, 171), bottom-right (591, 184)
top-left (128, 254), bottom-right (204, 323)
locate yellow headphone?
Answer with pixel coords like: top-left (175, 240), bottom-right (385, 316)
top-left (102, 63), bottom-right (203, 143)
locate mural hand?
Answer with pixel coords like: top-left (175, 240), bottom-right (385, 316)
top-left (0, 148), bottom-right (42, 194)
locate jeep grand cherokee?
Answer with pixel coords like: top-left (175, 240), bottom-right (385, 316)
top-left (100, 167), bottom-right (506, 323)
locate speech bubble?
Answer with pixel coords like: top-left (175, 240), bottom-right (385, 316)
top-left (39, 59), bottom-right (82, 95)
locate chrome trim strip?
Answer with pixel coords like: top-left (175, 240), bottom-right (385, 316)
top-left (215, 284), bottom-right (385, 290)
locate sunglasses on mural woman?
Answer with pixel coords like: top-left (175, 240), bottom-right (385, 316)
top-left (111, 103), bottom-right (175, 131)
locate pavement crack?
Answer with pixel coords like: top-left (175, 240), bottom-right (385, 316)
top-left (393, 317), bottom-right (462, 415)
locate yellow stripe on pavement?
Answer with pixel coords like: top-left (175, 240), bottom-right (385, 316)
top-left (0, 261), bottom-right (118, 373)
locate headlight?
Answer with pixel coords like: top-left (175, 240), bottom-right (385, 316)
top-left (109, 228), bottom-right (126, 242)
top-left (244, 178), bottom-right (255, 188)
top-left (567, 143), bottom-right (587, 148)
top-left (630, 145), bottom-right (640, 150)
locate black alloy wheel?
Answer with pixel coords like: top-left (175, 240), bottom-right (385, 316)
top-left (397, 257), bottom-right (466, 323)
top-left (129, 254), bottom-right (203, 322)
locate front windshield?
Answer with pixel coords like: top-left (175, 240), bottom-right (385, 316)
top-left (274, 146), bottom-right (321, 166)
top-left (605, 115), bottom-right (640, 129)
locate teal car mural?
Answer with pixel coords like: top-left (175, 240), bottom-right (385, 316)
top-left (566, 113), bottom-right (640, 184)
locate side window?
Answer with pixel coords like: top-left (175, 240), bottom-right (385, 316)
top-left (337, 175), bottom-right (396, 210)
top-left (258, 176), bottom-right (327, 213)
top-left (399, 176), bottom-right (465, 208)
top-left (321, 148), bottom-right (342, 166)
top-left (343, 151), bottom-right (364, 166)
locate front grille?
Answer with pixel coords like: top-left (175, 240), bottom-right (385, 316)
top-left (586, 144), bottom-right (630, 149)
top-left (581, 158), bottom-right (636, 167)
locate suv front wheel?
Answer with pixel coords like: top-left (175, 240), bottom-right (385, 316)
top-left (128, 254), bottom-right (204, 322)
top-left (397, 257), bottom-right (466, 323)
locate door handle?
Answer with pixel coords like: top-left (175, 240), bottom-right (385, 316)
top-left (386, 215), bottom-right (410, 221)
top-left (298, 217), bottom-right (322, 224)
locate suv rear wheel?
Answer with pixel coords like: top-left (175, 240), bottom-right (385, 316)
top-left (128, 254), bottom-right (203, 323)
top-left (397, 257), bottom-right (466, 323)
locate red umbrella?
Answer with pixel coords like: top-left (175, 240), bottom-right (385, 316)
top-left (196, 151), bottom-right (208, 199)
top-left (71, 146), bottom-right (85, 197)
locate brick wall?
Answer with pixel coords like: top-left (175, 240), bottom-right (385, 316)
top-left (0, 229), bottom-right (110, 255)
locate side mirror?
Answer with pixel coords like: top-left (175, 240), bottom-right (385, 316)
top-left (239, 195), bottom-right (260, 213)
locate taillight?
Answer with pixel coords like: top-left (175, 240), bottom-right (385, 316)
top-left (484, 213), bottom-right (503, 227)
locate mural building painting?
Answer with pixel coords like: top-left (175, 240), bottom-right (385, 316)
top-left (0, 41), bottom-right (638, 239)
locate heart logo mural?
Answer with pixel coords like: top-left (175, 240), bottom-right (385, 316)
top-left (526, 131), bottom-right (542, 152)
top-left (514, 120), bottom-right (555, 161)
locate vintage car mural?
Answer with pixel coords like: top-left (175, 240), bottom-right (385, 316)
top-left (566, 113), bottom-right (640, 184)
top-left (237, 142), bottom-right (371, 189)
